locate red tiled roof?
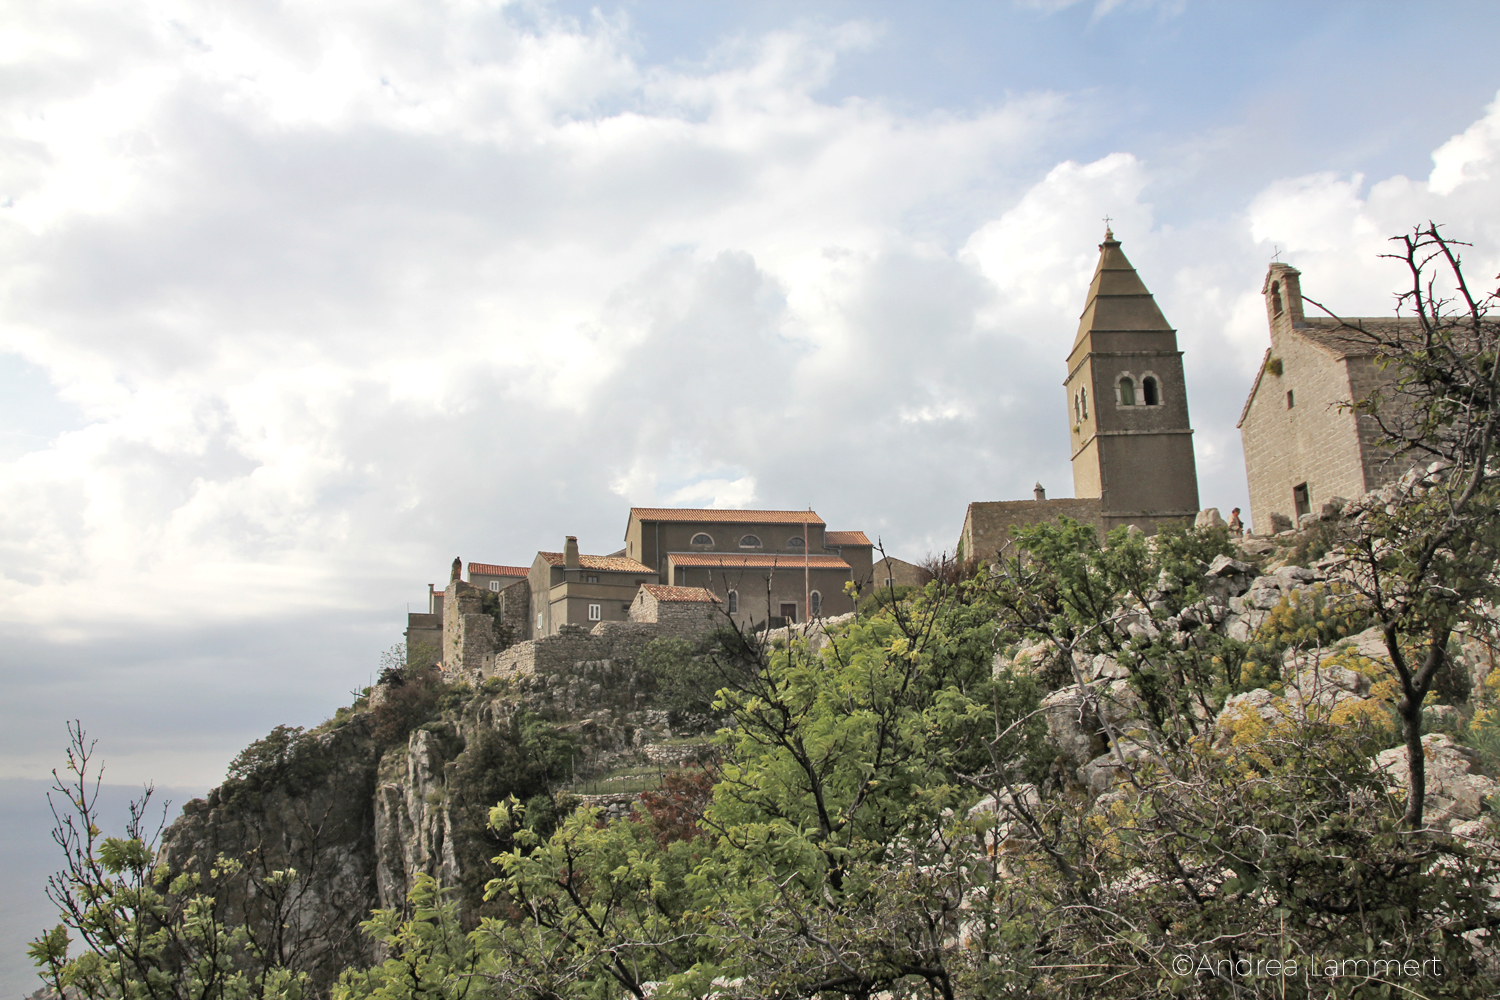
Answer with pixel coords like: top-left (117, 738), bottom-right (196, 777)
top-left (824, 530), bottom-right (871, 546)
top-left (538, 552), bottom-right (655, 573)
top-left (639, 584), bottom-right (720, 603)
top-left (630, 507), bottom-right (825, 525)
top-left (468, 563), bottom-right (529, 577)
top-left (669, 553), bottom-right (850, 570)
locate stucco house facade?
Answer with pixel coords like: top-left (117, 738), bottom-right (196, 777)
top-left (528, 536), bottom-right (659, 638)
top-left (625, 508), bottom-right (873, 628)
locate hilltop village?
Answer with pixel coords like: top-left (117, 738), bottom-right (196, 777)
top-left (118, 229), bottom-right (1477, 998)
top-left (408, 228), bottom-right (1420, 678)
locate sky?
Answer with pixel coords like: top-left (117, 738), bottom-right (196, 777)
top-left (5, 0), bottom-right (1500, 989)
top-left (4, 0), bottom-right (1500, 805)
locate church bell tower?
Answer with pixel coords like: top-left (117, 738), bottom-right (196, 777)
top-left (1064, 228), bottom-right (1200, 532)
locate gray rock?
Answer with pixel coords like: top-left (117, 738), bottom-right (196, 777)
top-left (1320, 496), bottom-right (1349, 519)
top-left (1246, 587), bottom-right (1283, 611)
top-left (1041, 685), bottom-right (1107, 773)
top-left (1207, 554), bottom-right (1253, 577)
top-left (1194, 508), bottom-right (1227, 530)
top-left (1236, 536), bottom-right (1276, 556)
top-left (1273, 565), bottom-right (1316, 589)
top-left (1374, 733), bottom-right (1500, 831)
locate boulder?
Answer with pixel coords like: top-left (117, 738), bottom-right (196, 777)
top-left (1236, 536), bottom-right (1276, 557)
top-left (1268, 512), bottom-right (1294, 534)
top-left (1273, 565), bottom-right (1317, 589)
top-left (1373, 733), bottom-right (1500, 831)
top-left (1041, 685), bottom-right (1107, 773)
top-left (1245, 586), bottom-right (1283, 611)
top-left (1207, 554), bottom-right (1253, 577)
top-left (1205, 555), bottom-right (1255, 598)
top-left (1079, 740), bottom-right (1153, 798)
top-left (1216, 688), bottom-right (1292, 743)
top-left (1195, 508), bottom-right (1228, 530)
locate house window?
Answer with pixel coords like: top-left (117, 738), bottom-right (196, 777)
top-left (884, 577), bottom-right (894, 588)
top-left (690, 532), bottom-right (713, 546)
top-left (728, 591), bottom-right (738, 614)
top-left (537, 612), bottom-right (543, 631)
top-left (588, 603), bottom-right (601, 621)
top-left (621, 603), bottom-right (631, 612)
top-left (586, 574), bottom-right (599, 583)
top-left (787, 536), bottom-right (805, 549)
top-left (810, 591), bottom-right (822, 617)
top-left (1118, 376), bottom-right (1136, 406)
top-left (489, 580), bottom-right (500, 592)
top-left (739, 534), bottom-right (762, 548)
top-left (1293, 483), bottom-right (1311, 521)
top-left (1286, 389), bottom-right (1295, 408)
top-left (1142, 376), bottom-right (1159, 406)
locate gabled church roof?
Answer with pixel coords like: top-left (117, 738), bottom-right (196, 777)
top-left (1072, 229), bottom-right (1174, 350)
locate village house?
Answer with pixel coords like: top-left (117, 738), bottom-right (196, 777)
top-left (625, 507), bottom-right (873, 628)
top-left (528, 536), bottom-right (659, 638)
top-left (1237, 262), bottom-right (1418, 534)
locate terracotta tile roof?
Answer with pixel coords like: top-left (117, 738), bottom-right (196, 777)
top-left (824, 530), bottom-right (871, 546)
top-left (639, 584), bottom-right (720, 603)
top-left (630, 507), bottom-right (825, 525)
top-left (467, 563), bottom-right (529, 577)
top-left (538, 552), bottom-right (656, 573)
top-left (669, 553), bottom-right (851, 570)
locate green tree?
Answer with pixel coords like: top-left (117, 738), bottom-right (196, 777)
top-left (29, 724), bottom-right (311, 1000)
top-left (1313, 223), bottom-right (1500, 828)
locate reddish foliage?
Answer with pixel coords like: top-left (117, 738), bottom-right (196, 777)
top-left (633, 767), bottom-right (716, 846)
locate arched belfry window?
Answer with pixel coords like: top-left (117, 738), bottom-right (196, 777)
top-left (1271, 280), bottom-right (1283, 316)
top-left (1118, 376), bottom-right (1136, 407)
top-left (1073, 393), bottom-right (1081, 423)
top-left (1142, 375), bottom-right (1160, 406)
top-left (810, 591), bottom-right (822, 617)
top-left (739, 534), bottom-right (762, 549)
top-left (1080, 387), bottom-right (1088, 419)
top-left (690, 532), bottom-right (713, 547)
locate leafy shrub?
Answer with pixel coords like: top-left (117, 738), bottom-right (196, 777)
top-left (637, 635), bottom-right (734, 721)
top-left (221, 724), bottom-right (328, 803)
top-left (370, 663), bottom-right (448, 751)
top-left (634, 766), bottom-right (716, 846)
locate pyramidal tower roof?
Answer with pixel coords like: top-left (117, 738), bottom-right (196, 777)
top-left (1072, 228), bottom-right (1173, 350)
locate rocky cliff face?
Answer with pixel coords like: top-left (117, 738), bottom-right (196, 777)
top-left (156, 637), bottom-right (716, 989)
top-left (158, 715), bottom-right (381, 984)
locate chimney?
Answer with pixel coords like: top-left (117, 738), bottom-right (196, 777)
top-left (564, 535), bottom-right (581, 569)
top-left (1034, 482), bottom-right (1047, 502)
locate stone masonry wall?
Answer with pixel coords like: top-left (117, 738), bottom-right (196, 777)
top-left (443, 580), bottom-right (497, 675)
top-left (961, 498), bottom-right (1104, 563)
top-left (1242, 330), bottom-right (1368, 534)
top-left (1345, 353), bottom-right (1412, 493)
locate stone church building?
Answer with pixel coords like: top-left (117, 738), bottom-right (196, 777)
top-left (960, 228), bottom-right (1200, 562)
top-left (1236, 262), bottom-right (1417, 533)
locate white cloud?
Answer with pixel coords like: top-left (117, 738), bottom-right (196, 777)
top-left (5, 1), bottom-right (1500, 791)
